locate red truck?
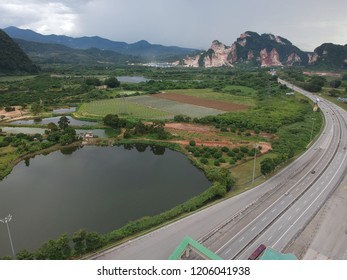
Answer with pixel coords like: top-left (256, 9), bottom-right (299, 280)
top-left (248, 244), bottom-right (266, 260)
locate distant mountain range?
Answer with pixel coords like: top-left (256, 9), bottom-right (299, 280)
top-left (4, 26), bottom-right (197, 61)
top-left (0, 29), bottom-right (39, 74)
top-left (183, 31), bottom-right (347, 69)
top-left (2, 26), bottom-right (347, 70)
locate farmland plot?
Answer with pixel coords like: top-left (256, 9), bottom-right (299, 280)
top-left (78, 99), bottom-right (171, 119)
top-left (127, 95), bottom-right (226, 117)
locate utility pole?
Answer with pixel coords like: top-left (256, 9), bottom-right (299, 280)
top-left (310, 118), bottom-right (316, 142)
top-left (252, 143), bottom-right (258, 185)
top-left (0, 214), bottom-right (16, 259)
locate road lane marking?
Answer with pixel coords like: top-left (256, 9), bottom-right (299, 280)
top-left (288, 216), bottom-right (292, 221)
top-left (272, 208), bottom-right (276, 213)
top-left (251, 226), bottom-right (256, 232)
top-left (268, 235), bottom-right (273, 241)
top-left (239, 237), bottom-right (244, 242)
top-left (278, 225), bottom-right (283, 231)
top-left (225, 249), bottom-right (231, 255)
top-left (273, 143), bottom-right (347, 248)
top-left (262, 216), bottom-right (267, 222)
top-left (215, 133), bottom-right (334, 255)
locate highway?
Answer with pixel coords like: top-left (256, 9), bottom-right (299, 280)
top-left (93, 79), bottom-right (347, 260)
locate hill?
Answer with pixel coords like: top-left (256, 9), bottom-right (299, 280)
top-left (0, 29), bottom-right (39, 74)
top-left (183, 31), bottom-right (347, 69)
top-left (310, 43), bottom-right (347, 69)
top-left (4, 26), bottom-right (197, 61)
top-left (183, 31), bottom-right (309, 67)
top-left (14, 39), bottom-right (137, 66)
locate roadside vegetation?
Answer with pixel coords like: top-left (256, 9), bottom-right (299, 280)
top-left (0, 66), bottom-right (325, 259)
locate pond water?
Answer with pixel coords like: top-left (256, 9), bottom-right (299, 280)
top-left (0, 127), bottom-right (111, 138)
top-left (53, 107), bottom-right (76, 114)
top-left (10, 116), bottom-right (97, 126)
top-left (0, 144), bottom-right (210, 257)
top-left (116, 76), bottom-right (149, 83)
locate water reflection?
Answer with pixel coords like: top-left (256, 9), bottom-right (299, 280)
top-left (119, 143), bottom-right (166, 155)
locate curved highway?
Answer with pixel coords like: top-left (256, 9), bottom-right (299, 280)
top-left (93, 80), bottom-right (347, 260)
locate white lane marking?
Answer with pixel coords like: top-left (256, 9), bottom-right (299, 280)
top-left (273, 145), bottom-right (347, 247)
top-left (239, 237), bottom-right (244, 242)
top-left (251, 226), bottom-right (256, 232)
top-left (262, 216), bottom-right (267, 222)
top-left (288, 216), bottom-right (292, 221)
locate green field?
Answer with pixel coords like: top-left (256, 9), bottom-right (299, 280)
top-left (164, 88), bottom-right (257, 106)
top-left (0, 75), bottom-right (37, 82)
top-left (77, 99), bottom-right (171, 119)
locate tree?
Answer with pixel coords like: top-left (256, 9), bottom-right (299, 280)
top-left (17, 249), bottom-right (34, 260)
top-left (103, 114), bottom-right (125, 129)
top-left (85, 231), bottom-right (104, 252)
top-left (72, 229), bottom-right (87, 256)
top-left (35, 234), bottom-right (71, 260)
top-left (104, 77), bottom-right (120, 88)
top-left (58, 116), bottom-right (70, 130)
top-left (31, 102), bottom-right (42, 115)
top-left (330, 79), bottom-right (341, 88)
top-left (260, 158), bottom-right (276, 175)
top-left (47, 122), bottom-right (58, 131)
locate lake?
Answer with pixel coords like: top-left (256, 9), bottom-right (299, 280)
top-left (116, 76), bottom-right (149, 83)
top-left (10, 116), bottom-right (97, 126)
top-left (0, 144), bottom-right (210, 257)
top-left (0, 127), bottom-right (111, 138)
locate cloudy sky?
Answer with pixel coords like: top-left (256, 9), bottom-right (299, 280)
top-left (0, 0), bottom-right (346, 51)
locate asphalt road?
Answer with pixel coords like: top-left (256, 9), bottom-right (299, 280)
top-left (92, 79), bottom-right (347, 260)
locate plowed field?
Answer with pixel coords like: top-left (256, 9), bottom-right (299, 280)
top-left (155, 93), bottom-right (248, 111)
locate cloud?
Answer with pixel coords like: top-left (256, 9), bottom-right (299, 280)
top-left (0, 0), bottom-right (346, 50)
top-left (0, 0), bottom-right (80, 35)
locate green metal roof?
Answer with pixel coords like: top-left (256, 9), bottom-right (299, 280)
top-left (168, 236), bottom-right (223, 260)
top-left (260, 248), bottom-right (297, 260)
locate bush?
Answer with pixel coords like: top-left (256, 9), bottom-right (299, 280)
top-left (200, 158), bottom-right (208, 164)
top-left (229, 158), bottom-right (236, 165)
top-left (214, 160), bottom-right (220, 166)
top-left (232, 147), bottom-right (240, 153)
top-left (227, 150), bottom-right (235, 157)
top-left (189, 140), bottom-right (196, 146)
top-left (193, 151), bottom-right (201, 157)
top-left (219, 157), bottom-right (226, 163)
top-left (221, 146), bottom-right (229, 153)
top-left (240, 146), bottom-right (249, 153)
top-left (213, 151), bottom-right (222, 159)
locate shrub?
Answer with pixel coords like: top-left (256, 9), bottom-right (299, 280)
top-left (229, 158), bottom-right (236, 165)
top-left (193, 151), bottom-right (201, 157)
top-left (214, 160), bottom-right (220, 166)
top-left (219, 157), bottom-right (226, 163)
top-left (240, 146), bottom-right (249, 153)
top-left (221, 146), bottom-right (229, 153)
top-left (200, 158), bottom-right (208, 164)
top-left (189, 140), bottom-right (196, 146)
top-left (213, 151), bottom-right (222, 159)
top-left (232, 147), bottom-right (240, 153)
top-left (227, 150), bottom-right (235, 157)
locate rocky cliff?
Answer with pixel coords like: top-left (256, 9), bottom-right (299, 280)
top-left (183, 31), bottom-right (309, 67)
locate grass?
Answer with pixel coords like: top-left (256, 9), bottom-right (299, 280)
top-left (0, 75), bottom-right (37, 82)
top-left (164, 88), bottom-right (257, 106)
top-left (77, 98), bottom-right (171, 120)
top-left (317, 87), bottom-right (347, 111)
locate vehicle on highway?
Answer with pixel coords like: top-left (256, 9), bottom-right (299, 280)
top-left (311, 170), bottom-right (316, 174)
top-left (248, 244), bottom-right (266, 260)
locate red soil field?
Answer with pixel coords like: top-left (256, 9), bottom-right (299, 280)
top-left (155, 93), bottom-right (248, 111)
